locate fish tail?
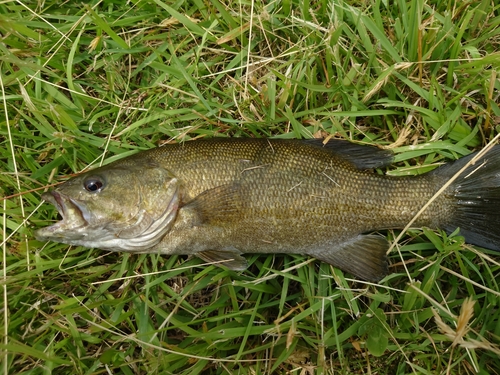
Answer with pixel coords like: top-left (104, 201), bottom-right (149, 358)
top-left (436, 145), bottom-right (500, 250)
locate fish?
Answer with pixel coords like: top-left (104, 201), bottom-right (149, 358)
top-left (35, 138), bottom-right (500, 281)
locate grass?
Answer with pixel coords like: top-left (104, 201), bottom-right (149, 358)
top-left (1, 0), bottom-right (500, 374)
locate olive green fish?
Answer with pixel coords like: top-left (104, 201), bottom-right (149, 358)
top-left (35, 139), bottom-right (500, 281)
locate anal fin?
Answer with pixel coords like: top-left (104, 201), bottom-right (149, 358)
top-left (197, 249), bottom-right (248, 271)
top-left (312, 235), bottom-right (389, 282)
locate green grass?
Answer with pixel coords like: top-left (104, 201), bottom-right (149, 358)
top-left (1, 0), bottom-right (500, 374)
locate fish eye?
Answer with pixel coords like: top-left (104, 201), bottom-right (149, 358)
top-left (83, 176), bottom-right (105, 193)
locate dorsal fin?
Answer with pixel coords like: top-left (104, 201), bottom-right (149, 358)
top-left (304, 139), bottom-right (394, 169)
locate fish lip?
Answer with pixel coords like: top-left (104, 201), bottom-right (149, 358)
top-left (41, 191), bottom-right (79, 220)
top-left (42, 191), bottom-right (66, 218)
top-left (35, 191), bottom-right (89, 240)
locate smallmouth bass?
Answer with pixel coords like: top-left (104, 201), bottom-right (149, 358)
top-left (35, 138), bottom-right (500, 281)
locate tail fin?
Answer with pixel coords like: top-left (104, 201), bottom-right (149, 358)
top-left (435, 146), bottom-right (500, 251)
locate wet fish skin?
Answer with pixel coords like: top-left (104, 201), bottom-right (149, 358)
top-left (35, 138), bottom-right (500, 281)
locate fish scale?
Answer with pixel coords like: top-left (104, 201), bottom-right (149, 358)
top-left (140, 139), bottom-right (441, 230)
top-left (121, 139), bottom-right (445, 272)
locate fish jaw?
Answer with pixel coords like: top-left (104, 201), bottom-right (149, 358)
top-left (35, 191), bottom-right (89, 242)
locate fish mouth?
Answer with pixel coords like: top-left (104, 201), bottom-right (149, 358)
top-left (35, 191), bottom-right (89, 241)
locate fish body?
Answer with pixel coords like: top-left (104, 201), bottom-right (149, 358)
top-left (35, 139), bottom-right (500, 281)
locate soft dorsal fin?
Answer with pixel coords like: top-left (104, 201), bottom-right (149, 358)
top-left (311, 234), bottom-right (389, 282)
top-left (304, 139), bottom-right (394, 169)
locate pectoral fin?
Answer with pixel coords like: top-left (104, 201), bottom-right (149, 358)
top-left (197, 249), bottom-right (248, 270)
top-left (312, 235), bottom-right (389, 282)
top-left (183, 184), bottom-right (242, 225)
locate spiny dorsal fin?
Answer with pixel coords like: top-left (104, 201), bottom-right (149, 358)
top-left (311, 234), bottom-right (389, 282)
top-left (304, 139), bottom-right (394, 169)
top-left (197, 249), bottom-right (248, 270)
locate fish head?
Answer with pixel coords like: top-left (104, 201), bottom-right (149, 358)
top-left (35, 161), bottom-right (180, 252)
